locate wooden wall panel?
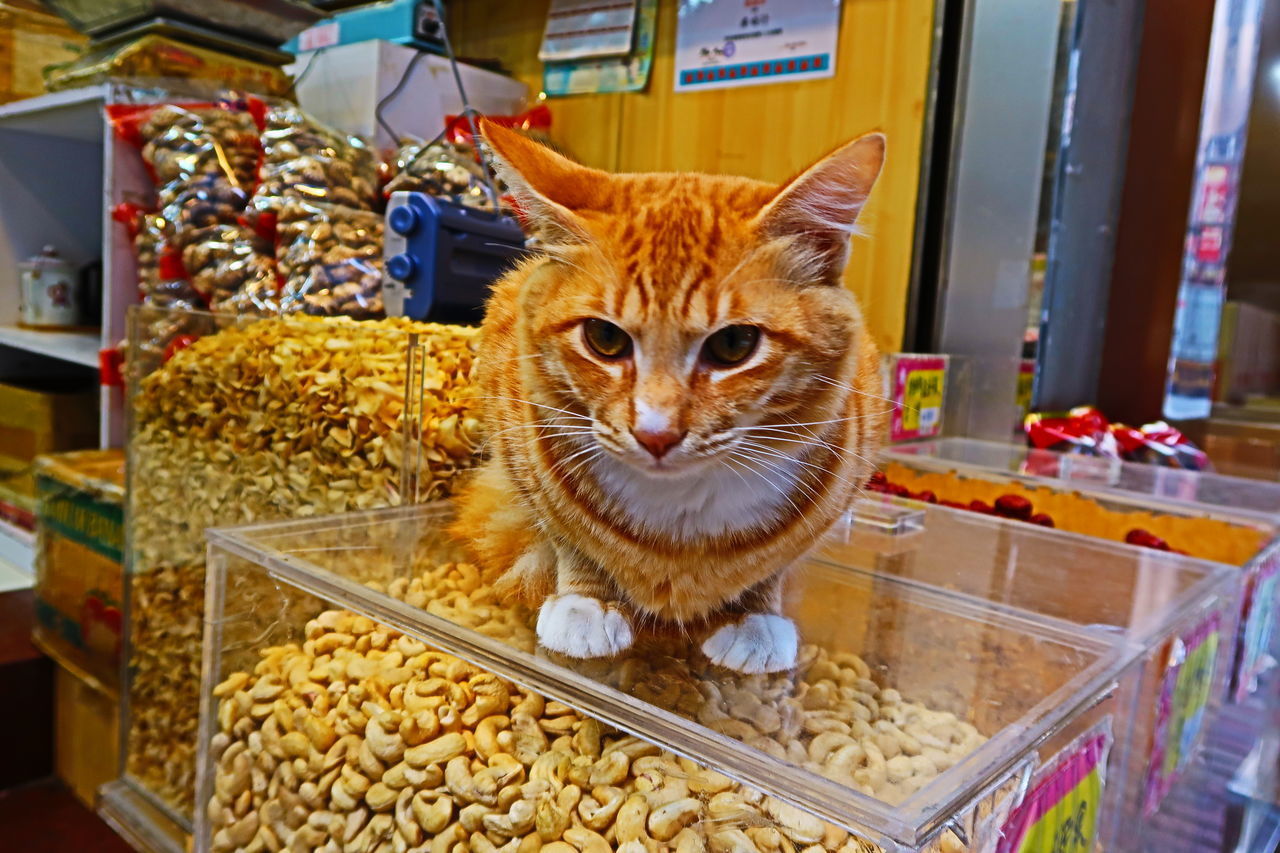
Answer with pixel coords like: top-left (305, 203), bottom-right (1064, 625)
top-left (452, 0), bottom-right (936, 351)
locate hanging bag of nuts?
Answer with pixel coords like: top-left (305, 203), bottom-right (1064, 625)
top-left (245, 101), bottom-right (380, 240)
top-left (274, 199), bottom-right (386, 320)
top-left (109, 96), bottom-right (278, 315)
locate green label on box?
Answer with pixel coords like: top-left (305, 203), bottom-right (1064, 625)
top-left (1144, 613), bottom-right (1220, 815)
top-left (1165, 627), bottom-right (1218, 777)
top-left (36, 475), bottom-right (124, 563)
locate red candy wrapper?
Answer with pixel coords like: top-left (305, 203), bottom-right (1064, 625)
top-left (1023, 407), bottom-right (1211, 471)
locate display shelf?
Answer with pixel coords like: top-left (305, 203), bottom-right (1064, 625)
top-left (0, 85), bottom-right (108, 143)
top-left (0, 85), bottom-right (116, 443)
top-left (0, 324), bottom-right (100, 368)
top-left (191, 500), bottom-right (1238, 853)
top-left (0, 517), bottom-right (34, 577)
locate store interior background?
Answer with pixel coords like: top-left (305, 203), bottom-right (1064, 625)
top-left (0, 0), bottom-right (1279, 851)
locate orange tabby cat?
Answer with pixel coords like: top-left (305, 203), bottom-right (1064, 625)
top-left (453, 119), bottom-right (886, 674)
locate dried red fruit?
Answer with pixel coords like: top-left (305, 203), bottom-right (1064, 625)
top-left (1125, 528), bottom-right (1170, 551)
top-left (969, 500), bottom-right (994, 514)
top-left (1029, 513), bottom-right (1055, 527)
top-left (868, 472), bottom-right (887, 486)
top-left (994, 494), bottom-right (1033, 521)
top-left (915, 490), bottom-right (938, 504)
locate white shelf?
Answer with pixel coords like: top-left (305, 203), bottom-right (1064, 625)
top-left (0, 85), bottom-right (108, 143)
top-left (0, 517), bottom-right (34, 579)
top-left (0, 324), bottom-right (100, 368)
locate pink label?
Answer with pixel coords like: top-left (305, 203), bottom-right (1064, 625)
top-left (997, 728), bottom-right (1111, 853)
top-left (889, 355), bottom-right (946, 442)
top-left (299, 21), bottom-right (341, 51)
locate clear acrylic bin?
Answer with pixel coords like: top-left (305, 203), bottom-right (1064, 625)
top-left (823, 497), bottom-right (1239, 847)
top-left (196, 500), bottom-right (1234, 853)
top-left (881, 436), bottom-right (1280, 703)
top-left (110, 306), bottom-right (482, 842)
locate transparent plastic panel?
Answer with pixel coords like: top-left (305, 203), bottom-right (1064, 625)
top-left (123, 305), bottom-right (480, 826)
top-left (823, 500), bottom-right (1235, 644)
top-left (201, 503), bottom-right (1147, 851)
top-left (870, 445), bottom-right (1251, 838)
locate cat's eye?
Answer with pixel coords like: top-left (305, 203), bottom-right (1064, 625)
top-left (702, 325), bottom-right (760, 367)
top-left (582, 319), bottom-right (632, 359)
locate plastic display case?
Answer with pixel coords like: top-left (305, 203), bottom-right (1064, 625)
top-left (881, 437), bottom-right (1280, 700)
top-left (196, 499), bottom-right (1235, 853)
top-left (104, 306), bottom-right (481, 849)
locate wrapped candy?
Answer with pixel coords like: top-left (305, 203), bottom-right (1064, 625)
top-left (1024, 406), bottom-right (1212, 470)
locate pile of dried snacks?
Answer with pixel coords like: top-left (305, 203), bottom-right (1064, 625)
top-left (116, 98), bottom-right (534, 332)
top-left (128, 316), bottom-right (482, 815)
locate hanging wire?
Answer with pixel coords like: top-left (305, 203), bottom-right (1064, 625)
top-left (375, 47), bottom-right (429, 143)
top-left (288, 45), bottom-right (329, 99)
top-left (369, 0), bottom-right (503, 212)
top-left (429, 0), bottom-right (503, 210)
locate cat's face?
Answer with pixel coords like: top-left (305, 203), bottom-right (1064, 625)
top-left (482, 122), bottom-right (885, 479)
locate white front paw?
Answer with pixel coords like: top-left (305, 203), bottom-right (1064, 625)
top-left (537, 593), bottom-right (634, 659)
top-left (702, 614), bottom-right (798, 674)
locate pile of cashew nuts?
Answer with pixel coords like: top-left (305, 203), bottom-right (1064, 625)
top-left (205, 560), bottom-right (985, 853)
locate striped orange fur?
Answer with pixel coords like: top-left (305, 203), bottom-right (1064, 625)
top-left (453, 120), bottom-right (886, 673)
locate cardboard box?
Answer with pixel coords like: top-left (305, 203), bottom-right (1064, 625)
top-left (0, 3), bottom-right (85, 104)
top-left (32, 449), bottom-right (125, 692)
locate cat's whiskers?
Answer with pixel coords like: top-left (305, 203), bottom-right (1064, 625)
top-left (479, 419), bottom-right (596, 454)
top-left (738, 427), bottom-right (880, 472)
top-left (735, 438), bottom-right (865, 493)
top-left (813, 373), bottom-right (912, 410)
top-left (740, 458), bottom-right (830, 514)
top-left (722, 452), bottom-right (826, 539)
top-left (776, 413), bottom-right (884, 472)
top-left (478, 395), bottom-right (593, 423)
top-left (557, 444), bottom-right (605, 486)
top-left (723, 452), bottom-right (808, 520)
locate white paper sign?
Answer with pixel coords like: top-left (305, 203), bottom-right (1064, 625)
top-left (674, 0), bottom-right (840, 92)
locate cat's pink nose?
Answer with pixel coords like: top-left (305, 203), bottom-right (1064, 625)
top-left (632, 427), bottom-right (685, 459)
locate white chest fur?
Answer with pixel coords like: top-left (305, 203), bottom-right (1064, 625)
top-left (589, 452), bottom-right (801, 540)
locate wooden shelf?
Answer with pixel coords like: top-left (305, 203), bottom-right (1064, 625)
top-left (0, 325), bottom-right (100, 368)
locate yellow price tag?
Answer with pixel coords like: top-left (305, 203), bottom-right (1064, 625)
top-left (890, 355), bottom-right (947, 441)
top-left (1014, 767), bottom-right (1101, 853)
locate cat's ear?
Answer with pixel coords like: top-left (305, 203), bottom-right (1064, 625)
top-left (478, 118), bottom-right (603, 243)
top-left (755, 132), bottom-right (886, 284)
